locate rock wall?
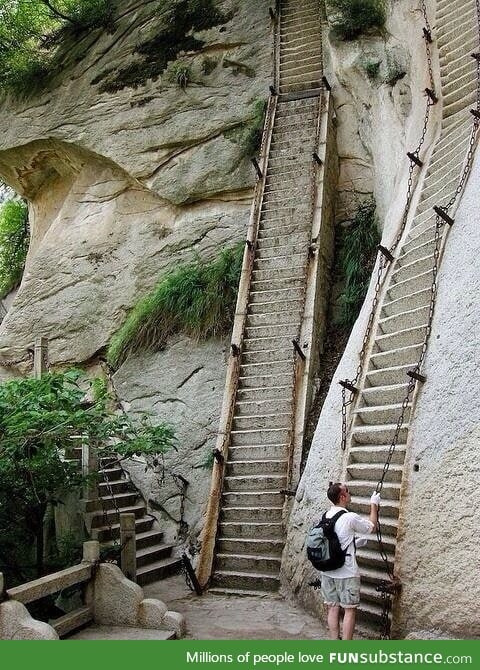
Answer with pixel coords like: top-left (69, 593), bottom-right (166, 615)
top-left (0, 0), bottom-right (272, 540)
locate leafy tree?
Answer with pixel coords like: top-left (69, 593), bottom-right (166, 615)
top-left (0, 0), bottom-right (113, 95)
top-left (0, 198), bottom-right (29, 298)
top-left (0, 370), bottom-right (175, 583)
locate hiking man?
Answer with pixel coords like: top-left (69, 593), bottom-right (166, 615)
top-left (320, 482), bottom-right (380, 640)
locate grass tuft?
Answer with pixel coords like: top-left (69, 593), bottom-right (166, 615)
top-left (336, 199), bottom-right (380, 330)
top-left (107, 243), bottom-right (244, 368)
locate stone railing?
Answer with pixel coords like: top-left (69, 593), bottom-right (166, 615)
top-left (0, 541), bottom-right (184, 640)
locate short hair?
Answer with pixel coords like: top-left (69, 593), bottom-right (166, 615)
top-left (327, 482), bottom-right (345, 505)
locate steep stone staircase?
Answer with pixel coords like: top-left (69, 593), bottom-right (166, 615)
top-left (85, 455), bottom-right (182, 586)
top-left (209, 0), bottom-right (324, 595)
top-left (343, 0), bottom-right (479, 629)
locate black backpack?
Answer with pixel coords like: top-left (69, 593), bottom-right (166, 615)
top-left (306, 510), bottom-right (347, 571)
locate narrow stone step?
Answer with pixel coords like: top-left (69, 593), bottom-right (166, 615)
top-left (246, 310), bottom-right (300, 328)
top-left (135, 529), bottom-right (165, 550)
top-left (226, 459), bottom-right (288, 477)
top-left (347, 462), bottom-right (403, 483)
top-left (136, 543), bottom-right (174, 568)
top-left (390, 253), bottom-right (435, 285)
top-left (348, 495), bottom-right (400, 518)
top-left (212, 570), bottom-right (280, 593)
top-left (381, 287), bottom-right (431, 318)
top-left (90, 503), bottom-right (146, 529)
top-left (254, 254), bottom-right (307, 272)
top-left (85, 491), bottom-right (139, 512)
top-left (349, 445), bottom-right (406, 466)
top-left (238, 372), bottom-right (292, 389)
top-left (241, 348), bottom-right (293, 366)
top-left (221, 506), bottom-right (283, 522)
top-left (236, 385), bottom-right (291, 403)
top-left (251, 266), bottom-right (305, 283)
top-left (385, 268), bottom-right (434, 302)
top-left (92, 517), bottom-right (154, 543)
top-left (242, 335), bottom-right (295, 354)
top-left (230, 428), bottom-right (290, 447)
top-left (396, 237), bottom-right (436, 268)
top-left (217, 537), bottom-right (284, 556)
top-left (370, 342), bottom-right (422, 369)
top-left (239, 359), bottom-right (293, 378)
top-left (99, 466), bottom-right (123, 482)
top-left (351, 423), bottom-right (408, 446)
top-left (374, 324), bottom-right (427, 352)
top-left (245, 322), bottom-right (298, 340)
top-left (228, 444), bottom-right (288, 462)
top-left (232, 411), bottom-right (290, 431)
top-left (216, 553), bottom-right (281, 574)
top-left (223, 474), bottom-right (287, 493)
top-left (361, 383), bottom-right (409, 406)
top-left (356, 548), bottom-right (395, 571)
top-left (249, 285), bottom-right (304, 303)
top-left (377, 305), bottom-right (430, 335)
top-left (247, 298), bottom-right (303, 315)
top-left (365, 363), bottom-right (413, 387)
top-left (235, 398), bottom-right (291, 416)
top-left (354, 403), bottom-right (411, 426)
top-left (258, 222), bottom-right (308, 240)
top-left (347, 480), bottom-right (401, 501)
top-left (222, 491), bottom-right (285, 508)
top-left (218, 520), bottom-right (284, 538)
top-left (136, 556), bottom-right (182, 586)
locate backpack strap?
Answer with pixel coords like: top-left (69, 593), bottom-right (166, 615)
top-left (330, 509), bottom-right (348, 525)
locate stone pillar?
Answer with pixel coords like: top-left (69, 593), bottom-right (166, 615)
top-left (82, 442), bottom-right (99, 503)
top-left (82, 541), bottom-right (100, 564)
top-left (120, 513), bottom-right (137, 583)
top-left (33, 337), bottom-right (48, 379)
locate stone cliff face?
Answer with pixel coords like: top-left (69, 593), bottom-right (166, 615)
top-left (0, 0), bottom-right (272, 540)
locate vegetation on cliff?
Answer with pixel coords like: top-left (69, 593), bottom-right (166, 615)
top-left (0, 369), bottom-right (175, 584)
top-left (0, 198), bottom-right (29, 298)
top-left (336, 199), bottom-right (380, 329)
top-left (107, 243), bottom-right (244, 369)
top-left (0, 0), bottom-right (113, 95)
top-left (328, 0), bottom-right (386, 40)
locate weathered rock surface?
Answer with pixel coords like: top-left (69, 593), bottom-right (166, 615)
top-left (113, 337), bottom-right (229, 543)
top-left (0, 0), bottom-right (271, 364)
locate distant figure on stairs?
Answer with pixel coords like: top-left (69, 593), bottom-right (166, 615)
top-left (320, 483), bottom-right (380, 640)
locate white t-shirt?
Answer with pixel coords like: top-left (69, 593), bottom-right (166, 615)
top-left (320, 506), bottom-right (374, 579)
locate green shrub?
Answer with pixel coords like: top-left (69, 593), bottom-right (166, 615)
top-left (0, 199), bottom-right (29, 299)
top-left (328, 0), bottom-right (386, 40)
top-left (336, 199), bottom-right (380, 330)
top-left (165, 59), bottom-right (192, 89)
top-left (0, 0), bottom-right (113, 96)
top-left (363, 58), bottom-right (381, 79)
top-left (224, 98), bottom-right (267, 158)
top-left (107, 243), bottom-right (244, 369)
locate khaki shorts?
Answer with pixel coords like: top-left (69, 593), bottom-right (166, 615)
top-left (321, 575), bottom-right (361, 609)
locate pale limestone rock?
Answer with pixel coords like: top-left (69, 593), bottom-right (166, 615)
top-left (0, 601), bottom-right (59, 640)
top-left (0, 0), bottom-right (271, 364)
top-left (113, 337), bottom-right (228, 543)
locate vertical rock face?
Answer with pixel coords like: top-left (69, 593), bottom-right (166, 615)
top-left (0, 0), bottom-right (272, 538)
top-left (393, 152), bottom-right (480, 639)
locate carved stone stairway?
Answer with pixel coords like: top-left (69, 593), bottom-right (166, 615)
top-left (342, 0), bottom-right (479, 630)
top-left (84, 456), bottom-right (182, 586)
top-left (209, 0), bottom-right (325, 595)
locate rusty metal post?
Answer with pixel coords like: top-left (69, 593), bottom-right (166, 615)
top-left (120, 513), bottom-right (137, 583)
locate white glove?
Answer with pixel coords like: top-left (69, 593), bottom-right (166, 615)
top-left (370, 491), bottom-right (381, 506)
